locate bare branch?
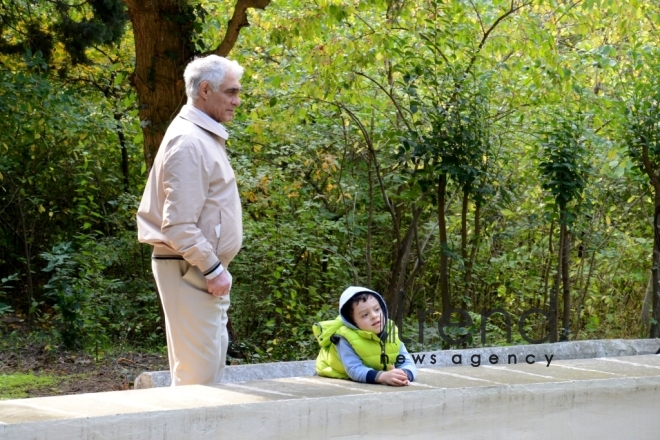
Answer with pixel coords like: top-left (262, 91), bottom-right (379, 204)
top-left (332, 101), bottom-right (400, 239)
top-left (641, 140), bottom-right (660, 191)
top-left (645, 12), bottom-right (658, 33)
top-left (464, 0), bottom-right (531, 78)
top-left (354, 71), bottom-right (414, 133)
top-left (468, 0), bottom-right (486, 35)
top-left (209, 0), bottom-right (271, 57)
top-left (553, 0), bottom-right (583, 26)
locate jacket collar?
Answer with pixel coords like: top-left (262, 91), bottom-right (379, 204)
top-left (178, 104), bottom-right (229, 140)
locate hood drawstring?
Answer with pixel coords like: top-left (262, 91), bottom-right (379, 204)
top-left (379, 311), bottom-right (388, 371)
top-left (380, 340), bottom-right (388, 371)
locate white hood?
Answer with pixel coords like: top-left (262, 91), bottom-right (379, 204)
top-left (338, 286), bottom-right (389, 331)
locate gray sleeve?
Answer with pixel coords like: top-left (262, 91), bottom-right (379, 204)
top-left (395, 343), bottom-right (417, 381)
top-left (337, 337), bottom-right (375, 383)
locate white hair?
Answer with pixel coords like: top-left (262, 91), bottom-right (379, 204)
top-left (184, 55), bottom-right (244, 101)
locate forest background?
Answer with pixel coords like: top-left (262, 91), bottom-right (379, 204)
top-left (2, 0), bottom-right (660, 373)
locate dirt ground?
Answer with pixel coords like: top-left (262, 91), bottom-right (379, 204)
top-left (0, 342), bottom-right (169, 398)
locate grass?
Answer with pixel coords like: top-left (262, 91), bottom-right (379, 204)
top-left (0, 373), bottom-right (57, 400)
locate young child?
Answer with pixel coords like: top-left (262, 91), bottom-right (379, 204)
top-left (313, 286), bottom-right (416, 386)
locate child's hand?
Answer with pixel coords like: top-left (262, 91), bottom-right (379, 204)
top-left (376, 366), bottom-right (410, 386)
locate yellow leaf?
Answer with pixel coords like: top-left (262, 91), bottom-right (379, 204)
top-left (38, 205), bottom-right (45, 213)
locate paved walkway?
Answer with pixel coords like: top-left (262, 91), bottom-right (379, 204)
top-left (1, 354), bottom-right (659, 439)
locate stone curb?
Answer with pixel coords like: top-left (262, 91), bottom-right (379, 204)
top-left (134, 337), bottom-right (660, 388)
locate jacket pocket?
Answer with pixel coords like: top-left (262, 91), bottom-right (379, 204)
top-left (213, 223), bottom-right (222, 253)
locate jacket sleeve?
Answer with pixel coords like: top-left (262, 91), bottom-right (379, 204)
top-left (336, 337), bottom-right (381, 384)
top-left (395, 343), bottom-right (417, 382)
top-left (160, 141), bottom-right (220, 274)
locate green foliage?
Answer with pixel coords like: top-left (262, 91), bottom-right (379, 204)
top-left (0, 274), bottom-right (18, 317)
top-left (0, 61), bottom-right (153, 353)
top-left (1, 0), bottom-right (660, 361)
top-left (0, 373), bottom-right (56, 400)
top-left (41, 242), bottom-right (86, 349)
top-left (624, 83), bottom-right (660, 178)
top-left (0, 0), bottom-right (127, 65)
top-left (539, 113), bottom-right (590, 215)
top-left (40, 195), bottom-right (161, 353)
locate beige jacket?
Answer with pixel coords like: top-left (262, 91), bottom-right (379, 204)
top-left (137, 105), bottom-right (243, 275)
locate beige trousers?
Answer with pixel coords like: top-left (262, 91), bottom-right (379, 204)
top-left (152, 259), bottom-right (230, 386)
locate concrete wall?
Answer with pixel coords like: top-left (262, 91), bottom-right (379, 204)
top-left (134, 338), bottom-right (660, 388)
top-left (3, 350), bottom-right (660, 439)
top-left (4, 340), bottom-right (660, 439)
top-left (3, 371), bottom-right (659, 439)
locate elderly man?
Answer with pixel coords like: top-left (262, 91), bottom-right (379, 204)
top-left (137, 55), bottom-right (243, 385)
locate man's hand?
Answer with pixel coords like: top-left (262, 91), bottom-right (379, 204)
top-left (206, 269), bottom-right (231, 297)
top-left (376, 366), bottom-right (410, 387)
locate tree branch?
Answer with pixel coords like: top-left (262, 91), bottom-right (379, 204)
top-left (332, 101), bottom-right (400, 240)
top-left (354, 71), bottom-right (414, 133)
top-left (209, 0), bottom-right (271, 57)
top-left (464, 0), bottom-right (531, 78)
top-left (468, 0), bottom-right (486, 35)
top-left (641, 140), bottom-right (660, 192)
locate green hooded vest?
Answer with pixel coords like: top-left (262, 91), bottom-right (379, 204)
top-left (313, 316), bottom-right (402, 379)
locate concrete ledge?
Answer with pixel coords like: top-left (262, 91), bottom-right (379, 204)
top-left (414, 337), bottom-right (660, 367)
top-left (2, 353), bottom-right (660, 439)
top-left (134, 359), bottom-right (317, 388)
top-left (134, 338), bottom-right (660, 388)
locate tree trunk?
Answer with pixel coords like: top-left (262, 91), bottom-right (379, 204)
top-left (115, 113), bottom-right (130, 192)
top-left (461, 184), bottom-right (469, 264)
top-left (540, 220), bottom-right (554, 310)
top-left (460, 183), bottom-right (469, 306)
top-left (651, 189), bottom-right (660, 338)
top-left (366, 159), bottom-right (373, 288)
top-left (560, 225), bottom-right (571, 341)
top-left (438, 174), bottom-right (450, 312)
top-left (574, 248), bottom-right (596, 340)
top-left (124, 0), bottom-right (271, 168)
top-left (124, 0), bottom-right (196, 167)
top-left (552, 209), bottom-right (566, 343)
top-left (641, 274), bottom-right (653, 333)
top-left (639, 141), bottom-right (660, 338)
top-left (384, 207), bottom-right (423, 315)
top-left (18, 199), bottom-right (34, 321)
top-left (464, 197), bottom-right (481, 302)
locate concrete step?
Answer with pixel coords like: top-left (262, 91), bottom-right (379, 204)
top-left (135, 337), bottom-right (660, 388)
top-left (1, 353), bottom-right (659, 439)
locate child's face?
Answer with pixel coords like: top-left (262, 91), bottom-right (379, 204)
top-left (352, 296), bottom-right (384, 333)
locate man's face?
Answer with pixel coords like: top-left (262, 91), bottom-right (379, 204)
top-left (352, 296), bottom-right (384, 334)
top-left (198, 72), bottom-right (241, 123)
